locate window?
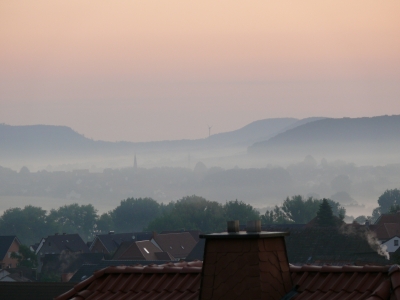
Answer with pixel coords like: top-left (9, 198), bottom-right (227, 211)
top-left (143, 248), bottom-right (149, 254)
top-left (395, 240), bottom-right (399, 246)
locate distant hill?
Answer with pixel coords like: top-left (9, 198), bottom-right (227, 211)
top-left (206, 118), bottom-right (299, 147)
top-left (0, 117), bottom-right (326, 168)
top-left (0, 118), bottom-right (311, 154)
top-left (248, 115), bottom-right (400, 163)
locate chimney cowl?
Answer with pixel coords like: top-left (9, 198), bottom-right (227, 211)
top-left (246, 220), bottom-right (261, 233)
top-left (227, 220), bottom-right (239, 233)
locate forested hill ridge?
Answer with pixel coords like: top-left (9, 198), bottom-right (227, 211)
top-left (248, 115), bottom-right (400, 164)
top-left (0, 118), bottom-right (319, 163)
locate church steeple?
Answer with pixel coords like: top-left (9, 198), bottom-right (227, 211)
top-left (133, 153), bottom-right (137, 170)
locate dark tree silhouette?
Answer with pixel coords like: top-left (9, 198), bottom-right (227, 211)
top-left (316, 199), bottom-right (337, 227)
top-left (378, 189), bottom-right (400, 213)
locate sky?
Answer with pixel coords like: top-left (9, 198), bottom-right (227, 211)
top-left (1, 0), bottom-right (400, 142)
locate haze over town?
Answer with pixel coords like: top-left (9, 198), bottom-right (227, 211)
top-left (3, 3), bottom-right (400, 294)
top-left (0, 1), bottom-right (400, 226)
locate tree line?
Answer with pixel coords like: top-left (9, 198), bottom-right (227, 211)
top-left (0, 196), bottom-right (260, 245)
top-left (1, 190), bottom-right (399, 245)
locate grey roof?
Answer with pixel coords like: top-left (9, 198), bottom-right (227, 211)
top-left (111, 240), bottom-right (170, 261)
top-left (152, 232), bottom-right (197, 258)
top-left (39, 234), bottom-right (90, 254)
top-left (160, 230), bottom-right (201, 242)
top-left (0, 236), bottom-right (19, 260)
top-left (69, 260), bottom-right (173, 282)
top-left (90, 232), bottom-right (153, 253)
top-left (185, 238), bottom-right (205, 261)
top-left (90, 233), bottom-right (134, 253)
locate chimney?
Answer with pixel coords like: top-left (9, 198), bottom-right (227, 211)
top-left (199, 221), bottom-right (292, 300)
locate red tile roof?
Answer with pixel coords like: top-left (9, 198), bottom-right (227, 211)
top-left (290, 264), bottom-right (400, 299)
top-left (55, 261), bottom-right (202, 300)
top-left (55, 261), bottom-right (400, 300)
top-left (374, 212), bottom-right (400, 240)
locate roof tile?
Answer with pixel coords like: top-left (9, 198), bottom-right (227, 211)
top-left (290, 264), bottom-right (393, 300)
top-left (55, 262), bottom-right (202, 300)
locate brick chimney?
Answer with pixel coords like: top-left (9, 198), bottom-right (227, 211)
top-left (199, 221), bottom-right (292, 299)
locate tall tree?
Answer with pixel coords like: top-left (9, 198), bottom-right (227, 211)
top-left (95, 213), bottom-right (114, 234)
top-left (147, 195), bottom-right (225, 233)
top-left (0, 205), bottom-right (53, 245)
top-left (281, 195), bottom-right (321, 223)
top-left (261, 196), bottom-right (345, 225)
top-left (111, 197), bottom-right (161, 232)
top-left (47, 203), bottom-right (98, 241)
top-left (316, 199), bottom-right (337, 227)
top-left (378, 189), bottom-right (400, 213)
top-left (262, 206), bottom-right (292, 224)
top-left (224, 200), bottom-right (260, 224)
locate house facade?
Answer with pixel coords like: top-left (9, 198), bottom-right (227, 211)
top-left (0, 236), bottom-right (21, 269)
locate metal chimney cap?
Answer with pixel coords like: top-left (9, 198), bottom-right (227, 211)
top-left (246, 220), bottom-right (261, 233)
top-left (227, 220), bottom-right (239, 233)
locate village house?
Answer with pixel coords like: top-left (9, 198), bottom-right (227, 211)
top-left (111, 240), bottom-right (175, 261)
top-left (151, 232), bottom-right (197, 260)
top-left (369, 211), bottom-right (400, 258)
top-left (35, 233), bottom-right (90, 257)
top-left (0, 236), bottom-right (21, 269)
top-left (89, 231), bottom-right (153, 255)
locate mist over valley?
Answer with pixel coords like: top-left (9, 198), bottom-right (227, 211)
top-left (1, 115), bottom-right (400, 220)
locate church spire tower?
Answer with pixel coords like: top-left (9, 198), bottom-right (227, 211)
top-left (133, 153), bottom-right (137, 170)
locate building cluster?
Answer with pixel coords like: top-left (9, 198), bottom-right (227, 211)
top-left (2, 212), bottom-right (400, 298)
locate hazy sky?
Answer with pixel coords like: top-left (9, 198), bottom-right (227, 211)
top-left (1, 1), bottom-right (399, 142)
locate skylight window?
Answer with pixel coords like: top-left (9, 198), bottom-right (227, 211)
top-left (144, 248), bottom-right (149, 254)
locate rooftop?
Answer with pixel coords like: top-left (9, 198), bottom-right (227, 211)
top-left (0, 236), bottom-right (19, 259)
top-left (56, 261), bottom-right (202, 300)
top-left (37, 234), bottom-right (90, 255)
top-left (70, 260), bottom-right (178, 282)
top-left (290, 264), bottom-right (400, 299)
top-left (152, 232), bottom-right (197, 258)
top-left (285, 227), bottom-right (388, 265)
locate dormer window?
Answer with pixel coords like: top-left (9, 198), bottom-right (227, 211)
top-left (395, 240), bottom-right (399, 246)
